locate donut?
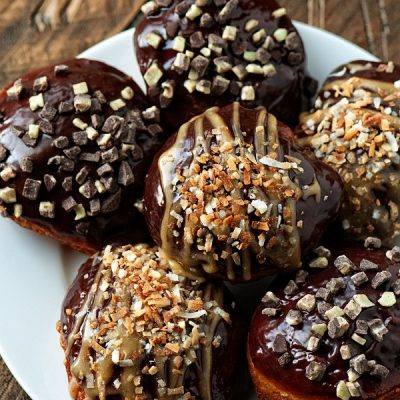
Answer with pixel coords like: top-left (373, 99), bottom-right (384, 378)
top-left (57, 243), bottom-right (246, 399)
top-left (298, 60), bottom-right (400, 246)
top-left (248, 241), bottom-right (400, 399)
top-left (143, 102), bottom-right (343, 282)
top-left (0, 59), bottom-right (165, 254)
top-left (134, 0), bottom-right (313, 131)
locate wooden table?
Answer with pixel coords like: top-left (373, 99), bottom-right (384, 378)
top-left (0, 0), bottom-right (399, 398)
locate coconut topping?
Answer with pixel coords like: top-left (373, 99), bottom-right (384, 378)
top-left (62, 244), bottom-right (230, 399)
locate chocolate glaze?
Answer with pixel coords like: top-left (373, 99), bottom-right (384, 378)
top-left (60, 247), bottom-right (246, 399)
top-left (298, 60), bottom-right (400, 246)
top-left (249, 243), bottom-right (400, 399)
top-left (134, 0), bottom-right (313, 131)
top-left (0, 59), bottom-right (165, 251)
top-left (144, 103), bottom-right (343, 281)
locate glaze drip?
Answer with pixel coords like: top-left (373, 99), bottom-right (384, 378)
top-left (158, 102), bottom-right (304, 281)
top-left (62, 244), bottom-right (230, 399)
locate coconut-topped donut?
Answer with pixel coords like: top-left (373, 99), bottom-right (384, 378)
top-left (299, 60), bottom-right (400, 246)
top-left (248, 241), bottom-right (400, 400)
top-left (0, 59), bottom-right (165, 253)
top-left (144, 103), bottom-right (343, 281)
top-left (134, 0), bottom-right (312, 130)
top-left (58, 243), bottom-right (245, 399)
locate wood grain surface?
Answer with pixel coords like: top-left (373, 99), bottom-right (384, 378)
top-left (0, 0), bottom-right (399, 399)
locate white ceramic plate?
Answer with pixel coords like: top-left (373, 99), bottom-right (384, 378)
top-left (0, 24), bottom-right (378, 400)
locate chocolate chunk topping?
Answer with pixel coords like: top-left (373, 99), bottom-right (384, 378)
top-left (58, 101), bottom-right (74, 114)
top-left (101, 190), bottom-right (121, 214)
top-left (101, 147), bottom-right (119, 163)
top-left (305, 361), bottom-right (326, 381)
top-left (277, 352), bottom-right (293, 367)
top-left (38, 119), bottom-right (53, 135)
top-left (118, 161), bottom-right (135, 186)
top-left (91, 114), bottom-right (105, 130)
top-left (272, 334), bottom-right (288, 354)
top-left (79, 181), bottom-right (97, 199)
top-left (328, 317), bottom-right (350, 338)
top-left (190, 31), bottom-right (205, 48)
top-left (19, 156), bottom-right (33, 173)
top-left (64, 146), bottom-right (81, 160)
top-left (355, 319), bottom-right (368, 335)
top-left (360, 258), bottom-right (379, 271)
top-left (76, 221), bottom-right (90, 235)
top-left (62, 176), bottom-right (73, 192)
top-left (76, 167), bottom-right (90, 185)
top-left (283, 280), bottom-right (298, 295)
top-left (44, 174), bottom-right (57, 191)
top-left (370, 364), bottom-right (390, 379)
top-left (62, 196), bottom-right (77, 212)
top-left (93, 90), bottom-right (107, 104)
top-left (102, 116), bottom-right (122, 133)
top-left (80, 152), bottom-right (100, 162)
top-left (39, 103), bottom-right (57, 121)
top-left (73, 131), bottom-right (88, 146)
top-left (368, 318), bottom-right (388, 342)
top-left (97, 163), bottom-right (113, 177)
top-left (371, 270), bottom-right (391, 289)
top-left (53, 136), bottom-right (69, 149)
top-left (54, 64), bottom-right (69, 75)
top-left (89, 198), bottom-right (101, 216)
top-left (350, 354), bottom-right (367, 375)
top-left (351, 271), bottom-right (369, 287)
top-left (22, 178), bottom-right (41, 200)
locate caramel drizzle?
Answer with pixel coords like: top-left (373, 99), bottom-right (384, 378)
top-left (158, 103), bottom-right (302, 280)
top-left (65, 258), bottom-right (224, 400)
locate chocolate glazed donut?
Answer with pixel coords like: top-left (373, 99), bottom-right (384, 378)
top-left (298, 60), bottom-right (400, 246)
top-left (248, 242), bottom-right (400, 400)
top-left (144, 103), bottom-right (343, 282)
top-left (134, 0), bottom-right (313, 131)
top-left (58, 244), bottom-right (246, 400)
top-left (0, 59), bottom-right (165, 254)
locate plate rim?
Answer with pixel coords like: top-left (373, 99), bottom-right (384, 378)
top-left (0, 22), bottom-right (378, 400)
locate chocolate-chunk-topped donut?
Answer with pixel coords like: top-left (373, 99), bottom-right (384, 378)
top-left (248, 241), bottom-right (400, 400)
top-left (144, 103), bottom-right (343, 281)
top-left (299, 60), bottom-right (400, 246)
top-left (58, 243), bottom-right (245, 399)
top-left (134, 0), bottom-right (312, 130)
top-left (0, 59), bottom-right (165, 253)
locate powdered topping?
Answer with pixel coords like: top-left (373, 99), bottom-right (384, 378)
top-left (62, 243), bottom-right (230, 400)
top-left (263, 247), bottom-right (400, 399)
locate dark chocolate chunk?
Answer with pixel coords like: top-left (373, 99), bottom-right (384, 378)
top-left (54, 64), bottom-right (69, 75)
top-left (101, 176), bottom-right (118, 193)
top-left (317, 301), bottom-right (332, 318)
top-left (38, 119), bottom-right (54, 135)
top-left (283, 280), bottom-right (298, 296)
top-left (288, 52), bottom-right (303, 66)
top-left (118, 161), bottom-right (135, 186)
top-left (277, 352), bottom-right (293, 367)
top-left (326, 277), bottom-right (346, 294)
top-left (64, 146), bottom-right (81, 160)
top-left (305, 361), bottom-right (326, 381)
top-left (76, 221), bottom-right (90, 235)
top-left (272, 334), bottom-right (288, 354)
top-left (368, 319), bottom-right (388, 342)
top-left (97, 163), bottom-right (113, 177)
top-left (125, 110), bottom-right (146, 130)
top-left (22, 178), bottom-right (41, 200)
top-left (256, 48), bottom-right (271, 64)
top-left (191, 55), bottom-right (210, 78)
top-left (62, 196), bottom-right (77, 212)
top-left (89, 198), bottom-right (101, 216)
top-left (212, 75), bottom-right (230, 96)
top-left (91, 114), bottom-right (105, 130)
top-left (22, 133), bottom-right (37, 147)
top-left (0, 145), bottom-right (7, 161)
top-left (315, 287), bottom-right (332, 302)
top-left (200, 12), bottom-right (214, 28)
top-left (33, 76), bottom-right (48, 92)
top-left (59, 157), bottom-right (75, 172)
top-left (80, 152), bottom-right (100, 162)
top-left (328, 317), bottom-right (349, 338)
top-left (360, 258), bottom-right (379, 271)
top-left (174, 0), bottom-right (191, 15)
top-left (101, 189), bottom-right (121, 213)
top-left (231, 40), bottom-right (246, 56)
top-left (39, 103), bottom-right (57, 121)
top-left (11, 126), bottom-right (25, 138)
top-left (355, 320), bottom-right (368, 335)
top-left (166, 20), bottom-right (179, 38)
top-left (101, 147), bottom-right (119, 163)
top-left (93, 90), bottom-right (107, 104)
top-left (350, 354), bottom-right (368, 374)
top-left (19, 156), bottom-right (32, 172)
top-left (53, 136), bottom-right (69, 149)
top-left (190, 31), bottom-right (205, 48)
top-left (284, 32), bottom-right (301, 51)
top-left (147, 124), bottom-right (163, 136)
top-left (392, 278), bottom-right (400, 295)
top-left (217, 0), bottom-right (238, 23)
top-left (75, 166), bottom-right (90, 185)
top-left (73, 131), bottom-right (88, 146)
top-left (44, 174), bottom-right (57, 191)
top-left (58, 101), bottom-right (74, 114)
top-left (79, 180), bottom-right (97, 199)
top-left (370, 364), bottom-right (390, 379)
top-left (131, 144), bottom-right (144, 160)
top-left (62, 176), bottom-right (73, 192)
top-left (102, 116), bottom-right (122, 133)
top-left (229, 81), bottom-right (241, 96)
top-left (90, 98), bottom-right (102, 114)
top-left (351, 271), bottom-right (369, 287)
top-left (371, 270), bottom-right (391, 289)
